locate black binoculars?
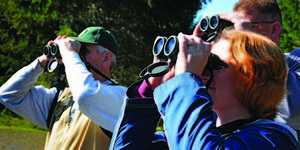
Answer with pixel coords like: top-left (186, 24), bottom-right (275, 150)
top-left (43, 44), bottom-right (60, 58)
top-left (140, 35), bottom-right (200, 79)
top-left (139, 36), bottom-right (177, 79)
top-left (140, 34), bottom-right (226, 81)
top-left (152, 36), bottom-right (179, 61)
top-left (42, 43), bottom-right (88, 73)
top-left (152, 33), bottom-right (216, 62)
top-left (199, 15), bottom-right (233, 33)
top-left (43, 44), bottom-right (63, 73)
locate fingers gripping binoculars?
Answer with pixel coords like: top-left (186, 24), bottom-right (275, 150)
top-left (199, 14), bottom-right (233, 33)
top-left (140, 34), bottom-right (228, 88)
top-left (42, 44), bottom-right (118, 85)
top-left (140, 32), bottom-right (217, 79)
top-left (139, 15), bottom-right (233, 79)
top-left (43, 44), bottom-right (88, 73)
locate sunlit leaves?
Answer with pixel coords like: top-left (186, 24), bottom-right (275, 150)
top-left (278, 0), bottom-right (300, 52)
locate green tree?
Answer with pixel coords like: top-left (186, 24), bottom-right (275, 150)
top-left (0, 0), bottom-right (86, 87)
top-left (278, 0), bottom-right (300, 52)
top-left (70, 0), bottom-right (202, 86)
top-left (0, 0), bottom-right (205, 116)
top-left (0, 0), bottom-right (202, 87)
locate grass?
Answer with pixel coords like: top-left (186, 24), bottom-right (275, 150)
top-left (0, 109), bottom-right (46, 131)
top-left (0, 110), bottom-right (47, 149)
top-left (0, 128), bottom-right (46, 150)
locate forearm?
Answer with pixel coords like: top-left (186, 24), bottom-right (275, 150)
top-left (63, 52), bottom-right (127, 131)
top-left (0, 59), bottom-right (56, 129)
top-left (0, 59), bottom-right (44, 97)
top-left (154, 73), bottom-right (222, 149)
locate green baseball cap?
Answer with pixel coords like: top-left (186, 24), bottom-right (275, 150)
top-left (70, 27), bottom-right (120, 56)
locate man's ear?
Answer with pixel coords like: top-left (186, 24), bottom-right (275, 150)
top-left (270, 21), bottom-right (282, 44)
top-left (102, 51), bottom-right (113, 66)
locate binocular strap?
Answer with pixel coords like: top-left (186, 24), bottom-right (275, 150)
top-left (205, 69), bottom-right (214, 89)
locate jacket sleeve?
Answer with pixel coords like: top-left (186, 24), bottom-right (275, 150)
top-left (277, 48), bottom-right (300, 130)
top-left (154, 73), bottom-right (222, 150)
top-left (110, 80), bottom-right (169, 150)
top-left (62, 51), bottom-right (127, 132)
top-left (0, 59), bottom-right (57, 129)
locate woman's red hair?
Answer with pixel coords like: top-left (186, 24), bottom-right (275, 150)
top-left (221, 30), bottom-right (287, 120)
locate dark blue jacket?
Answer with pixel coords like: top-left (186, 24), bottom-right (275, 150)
top-left (111, 73), bottom-right (299, 150)
top-left (277, 48), bottom-right (300, 131)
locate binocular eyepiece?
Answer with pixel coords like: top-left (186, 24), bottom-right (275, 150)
top-left (152, 16), bottom-right (231, 61)
top-left (200, 15), bottom-right (233, 33)
top-left (43, 44), bottom-right (60, 58)
top-left (152, 33), bottom-right (217, 62)
top-left (139, 36), bottom-right (180, 79)
top-left (153, 35), bottom-right (179, 61)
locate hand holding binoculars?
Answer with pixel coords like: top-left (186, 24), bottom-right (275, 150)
top-left (199, 14), bottom-right (233, 33)
top-left (197, 14), bottom-right (233, 42)
top-left (139, 15), bottom-right (233, 79)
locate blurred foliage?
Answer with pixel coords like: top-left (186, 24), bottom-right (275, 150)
top-left (1, 0), bottom-right (299, 87)
top-left (278, 0), bottom-right (300, 52)
top-left (0, 0), bottom-right (205, 121)
top-left (0, 0), bottom-right (202, 87)
top-left (0, 108), bottom-right (46, 131)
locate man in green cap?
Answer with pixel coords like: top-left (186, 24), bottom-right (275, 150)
top-left (0, 26), bottom-right (127, 149)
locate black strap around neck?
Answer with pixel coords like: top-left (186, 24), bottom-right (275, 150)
top-left (217, 118), bottom-right (257, 135)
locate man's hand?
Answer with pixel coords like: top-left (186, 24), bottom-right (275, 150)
top-left (219, 12), bottom-right (252, 30)
top-left (37, 55), bottom-right (50, 69)
top-left (54, 35), bottom-right (81, 56)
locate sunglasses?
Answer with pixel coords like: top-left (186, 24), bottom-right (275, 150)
top-left (251, 21), bottom-right (275, 29)
top-left (202, 54), bottom-right (229, 88)
top-left (205, 53), bottom-right (229, 72)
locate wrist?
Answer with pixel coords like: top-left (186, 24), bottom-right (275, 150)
top-left (138, 79), bottom-right (154, 98)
